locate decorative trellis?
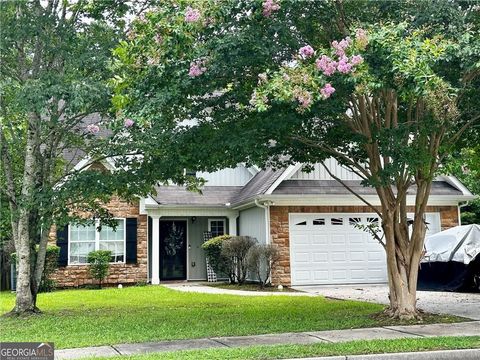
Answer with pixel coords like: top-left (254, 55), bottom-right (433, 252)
top-left (203, 231), bottom-right (217, 282)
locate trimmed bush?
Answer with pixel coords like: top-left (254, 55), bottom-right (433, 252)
top-left (222, 236), bottom-right (257, 284)
top-left (247, 244), bottom-right (280, 288)
top-left (40, 245), bottom-right (60, 292)
top-left (202, 235), bottom-right (232, 281)
top-left (87, 250), bottom-right (112, 288)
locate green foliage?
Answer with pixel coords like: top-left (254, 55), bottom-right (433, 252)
top-left (247, 244), bottom-right (280, 287)
top-left (201, 235), bottom-right (232, 279)
top-left (87, 250), bottom-right (112, 288)
top-left (221, 236), bottom-right (257, 284)
top-left (39, 246), bottom-right (60, 292)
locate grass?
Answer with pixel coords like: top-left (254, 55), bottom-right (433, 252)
top-left (86, 336), bottom-right (480, 360)
top-left (0, 286), bottom-right (466, 349)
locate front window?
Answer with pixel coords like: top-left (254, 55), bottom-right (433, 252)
top-left (208, 219), bottom-right (225, 237)
top-left (69, 223), bottom-right (96, 264)
top-left (99, 219), bottom-right (125, 263)
top-left (69, 219), bottom-right (126, 265)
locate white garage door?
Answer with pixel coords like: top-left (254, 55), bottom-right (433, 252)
top-left (289, 213), bottom-right (441, 286)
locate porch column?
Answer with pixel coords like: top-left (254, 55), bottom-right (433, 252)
top-left (151, 215), bottom-right (160, 285)
top-left (228, 215), bottom-right (238, 236)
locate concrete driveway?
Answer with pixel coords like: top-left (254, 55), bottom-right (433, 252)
top-left (293, 284), bottom-right (480, 320)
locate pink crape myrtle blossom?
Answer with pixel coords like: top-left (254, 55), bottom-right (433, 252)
top-left (86, 124), bottom-right (100, 134)
top-left (124, 118), bottom-right (134, 128)
top-left (331, 36), bottom-right (351, 57)
top-left (316, 55), bottom-right (337, 76)
top-left (355, 28), bottom-right (368, 49)
top-left (350, 54), bottom-right (363, 66)
top-left (320, 83), bottom-right (336, 99)
top-left (299, 45), bottom-right (315, 58)
top-left (188, 61), bottom-right (207, 77)
top-left (185, 7), bottom-right (201, 23)
top-left (293, 88), bottom-right (312, 108)
top-left (337, 55), bottom-right (353, 73)
top-left (262, 0), bottom-right (280, 17)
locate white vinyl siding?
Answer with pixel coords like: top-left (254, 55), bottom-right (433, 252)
top-left (291, 158), bottom-right (363, 180)
top-left (239, 207), bottom-right (266, 244)
top-left (69, 219), bottom-right (126, 265)
top-left (197, 166), bottom-right (254, 186)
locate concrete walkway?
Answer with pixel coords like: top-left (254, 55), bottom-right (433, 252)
top-left (163, 282), bottom-right (314, 297)
top-left (55, 320), bottom-right (480, 359)
top-left (293, 285), bottom-right (480, 320)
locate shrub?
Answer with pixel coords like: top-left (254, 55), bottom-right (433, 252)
top-left (201, 235), bottom-right (232, 281)
top-left (11, 245), bottom-right (60, 292)
top-left (222, 236), bottom-right (257, 284)
top-left (40, 246), bottom-right (60, 292)
top-left (87, 250), bottom-right (112, 288)
top-left (247, 244), bottom-right (280, 288)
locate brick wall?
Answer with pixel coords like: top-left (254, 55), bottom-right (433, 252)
top-left (270, 205), bottom-right (459, 286)
top-left (49, 196), bottom-right (148, 288)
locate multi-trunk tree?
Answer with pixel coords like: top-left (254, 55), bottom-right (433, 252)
top-left (113, 0), bottom-right (480, 319)
top-left (0, 0), bottom-right (195, 315)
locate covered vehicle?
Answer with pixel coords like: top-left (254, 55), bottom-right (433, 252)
top-left (418, 224), bottom-right (480, 292)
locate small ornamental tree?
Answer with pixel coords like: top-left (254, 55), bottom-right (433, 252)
top-left (221, 236), bottom-right (257, 284)
top-left (113, 1), bottom-right (480, 319)
top-left (87, 250), bottom-right (112, 289)
top-left (247, 244), bottom-right (280, 288)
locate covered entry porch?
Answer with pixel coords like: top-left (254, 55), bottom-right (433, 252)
top-left (146, 208), bottom-right (238, 284)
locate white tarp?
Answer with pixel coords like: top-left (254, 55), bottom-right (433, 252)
top-left (423, 224), bottom-right (480, 265)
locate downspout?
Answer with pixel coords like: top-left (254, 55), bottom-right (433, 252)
top-left (255, 198), bottom-right (272, 244)
top-left (458, 201), bottom-right (470, 226)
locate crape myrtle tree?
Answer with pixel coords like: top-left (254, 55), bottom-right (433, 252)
top-left (113, 1), bottom-right (480, 319)
top-left (0, 1), bottom-right (194, 315)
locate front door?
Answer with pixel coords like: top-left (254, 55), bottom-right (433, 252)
top-left (160, 220), bottom-right (187, 280)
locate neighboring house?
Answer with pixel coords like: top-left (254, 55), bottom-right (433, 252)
top-left (50, 158), bottom-right (475, 287)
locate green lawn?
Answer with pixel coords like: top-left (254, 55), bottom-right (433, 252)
top-left (0, 286), bottom-right (464, 349)
top-left (86, 336), bottom-right (480, 360)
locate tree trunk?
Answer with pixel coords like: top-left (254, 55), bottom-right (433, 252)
top-left (11, 114), bottom-right (39, 314)
top-left (13, 214), bottom-right (36, 314)
top-left (382, 211), bottom-right (425, 320)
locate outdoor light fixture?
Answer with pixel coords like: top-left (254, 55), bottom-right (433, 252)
top-left (191, 216), bottom-right (197, 223)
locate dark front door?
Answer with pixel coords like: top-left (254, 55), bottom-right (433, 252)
top-left (160, 220), bottom-right (187, 280)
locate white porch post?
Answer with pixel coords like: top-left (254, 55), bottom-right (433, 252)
top-left (151, 215), bottom-right (160, 285)
top-left (228, 215), bottom-right (238, 236)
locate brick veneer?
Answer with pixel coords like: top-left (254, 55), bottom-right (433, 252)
top-left (270, 205), bottom-right (459, 286)
top-left (49, 196), bottom-right (148, 288)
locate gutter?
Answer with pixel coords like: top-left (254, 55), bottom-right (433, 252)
top-left (255, 198), bottom-right (273, 244)
top-left (458, 201), bottom-right (470, 226)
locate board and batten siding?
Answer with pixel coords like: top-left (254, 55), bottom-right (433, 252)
top-left (197, 166), bottom-right (254, 186)
top-left (239, 207), bottom-right (267, 244)
top-left (291, 158), bottom-right (362, 181)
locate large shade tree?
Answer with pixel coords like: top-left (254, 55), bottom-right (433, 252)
top-left (0, 0), bottom-right (195, 315)
top-left (113, 0), bottom-right (480, 319)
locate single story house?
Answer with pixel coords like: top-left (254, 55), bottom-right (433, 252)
top-left (51, 158), bottom-right (475, 287)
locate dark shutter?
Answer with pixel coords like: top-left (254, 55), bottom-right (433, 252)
top-left (56, 225), bottom-right (68, 267)
top-left (126, 218), bottom-right (138, 264)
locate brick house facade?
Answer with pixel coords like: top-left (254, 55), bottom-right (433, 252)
top-left (49, 196), bottom-right (148, 288)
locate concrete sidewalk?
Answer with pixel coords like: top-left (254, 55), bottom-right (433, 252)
top-left (55, 321), bottom-right (480, 359)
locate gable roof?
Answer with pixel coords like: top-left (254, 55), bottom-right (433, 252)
top-left (231, 168), bottom-right (286, 205)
